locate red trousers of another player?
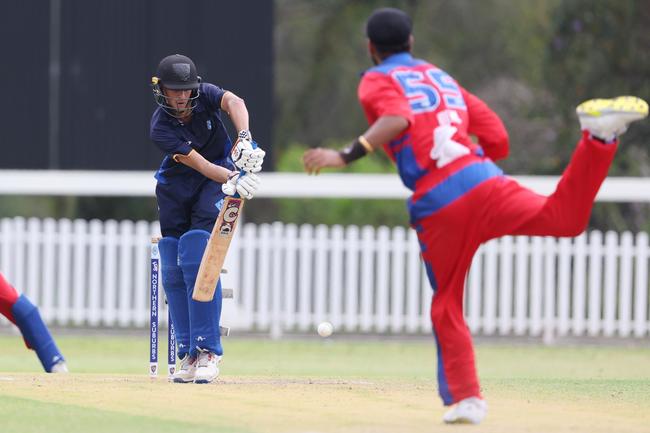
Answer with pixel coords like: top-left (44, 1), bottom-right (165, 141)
top-left (414, 133), bottom-right (616, 405)
top-left (0, 272), bottom-right (19, 324)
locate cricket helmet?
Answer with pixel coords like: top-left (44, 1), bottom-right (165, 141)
top-left (151, 54), bottom-right (201, 118)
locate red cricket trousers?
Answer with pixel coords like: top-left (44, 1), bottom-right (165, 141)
top-left (415, 133), bottom-right (617, 404)
top-left (0, 272), bottom-right (19, 324)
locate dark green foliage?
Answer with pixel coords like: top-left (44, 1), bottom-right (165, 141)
top-left (0, 196), bottom-right (158, 221)
top-left (269, 143), bottom-right (408, 226)
top-left (545, 0), bottom-right (650, 230)
top-left (4, 1), bottom-right (649, 230)
top-left (273, 0), bottom-right (650, 230)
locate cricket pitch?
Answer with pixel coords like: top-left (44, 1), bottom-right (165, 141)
top-left (0, 336), bottom-right (649, 433)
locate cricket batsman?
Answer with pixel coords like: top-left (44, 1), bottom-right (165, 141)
top-left (303, 7), bottom-right (648, 424)
top-left (150, 54), bottom-right (265, 383)
top-left (0, 272), bottom-right (68, 373)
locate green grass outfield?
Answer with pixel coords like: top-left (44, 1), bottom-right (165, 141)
top-left (1, 334), bottom-right (649, 433)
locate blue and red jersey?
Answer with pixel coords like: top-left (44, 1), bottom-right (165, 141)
top-left (358, 53), bottom-right (510, 223)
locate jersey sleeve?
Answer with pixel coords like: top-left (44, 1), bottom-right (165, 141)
top-left (461, 88), bottom-right (509, 161)
top-left (358, 72), bottom-right (414, 126)
top-left (201, 83), bottom-right (226, 112)
top-left (150, 122), bottom-right (193, 157)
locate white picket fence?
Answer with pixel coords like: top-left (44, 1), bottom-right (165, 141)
top-left (0, 216), bottom-right (648, 340)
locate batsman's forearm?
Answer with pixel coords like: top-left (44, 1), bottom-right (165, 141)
top-left (199, 163), bottom-right (232, 184)
top-left (175, 150), bottom-right (231, 183)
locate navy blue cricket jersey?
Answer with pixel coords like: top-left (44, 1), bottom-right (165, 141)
top-left (150, 83), bottom-right (235, 184)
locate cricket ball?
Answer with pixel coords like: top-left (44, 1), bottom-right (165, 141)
top-left (317, 321), bottom-right (333, 338)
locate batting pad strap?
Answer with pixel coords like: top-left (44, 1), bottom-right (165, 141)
top-left (339, 137), bottom-right (371, 164)
top-left (12, 295), bottom-right (65, 372)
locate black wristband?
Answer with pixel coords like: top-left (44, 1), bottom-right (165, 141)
top-left (339, 139), bottom-right (369, 164)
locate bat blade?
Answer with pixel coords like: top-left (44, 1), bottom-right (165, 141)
top-left (192, 196), bottom-right (245, 302)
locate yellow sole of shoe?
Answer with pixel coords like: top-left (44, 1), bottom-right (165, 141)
top-left (577, 96), bottom-right (649, 117)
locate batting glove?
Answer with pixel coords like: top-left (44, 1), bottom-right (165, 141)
top-left (222, 172), bottom-right (261, 200)
top-left (231, 131), bottom-right (265, 173)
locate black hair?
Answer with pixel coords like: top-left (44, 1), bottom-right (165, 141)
top-left (366, 8), bottom-right (412, 56)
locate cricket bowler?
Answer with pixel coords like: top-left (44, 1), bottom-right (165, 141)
top-left (303, 7), bottom-right (648, 424)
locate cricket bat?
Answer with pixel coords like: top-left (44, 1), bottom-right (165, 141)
top-left (192, 196), bottom-right (245, 302)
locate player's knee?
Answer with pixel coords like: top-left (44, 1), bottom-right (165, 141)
top-left (11, 294), bottom-right (38, 324)
top-left (11, 295), bottom-right (38, 349)
top-left (159, 237), bottom-right (184, 291)
top-left (12, 295), bottom-right (64, 372)
top-left (555, 217), bottom-right (588, 237)
top-left (158, 236), bottom-right (178, 258)
top-left (430, 291), bottom-right (465, 329)
top-left (564, 223), bottom-right (587, 237)
top-left (158, 237), bottom-right (179, 265)
top-left (430, 300), bottom-right (447, 326)
top-left (178, 230), bottom-right (210, 267)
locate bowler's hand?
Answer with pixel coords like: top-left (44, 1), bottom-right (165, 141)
top-left (302, 148), bottom-right (346, 175)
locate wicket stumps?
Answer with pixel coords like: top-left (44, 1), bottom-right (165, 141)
top-left (149, 236), bottom-right (233, 380)
top-left (149, 237), bottom-right (176, 380)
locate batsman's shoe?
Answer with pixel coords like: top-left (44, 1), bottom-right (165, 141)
top-left (193, 349), bottom-right (221, 384)
top-left (442, 397), bottom-right (487, 424)
top-left (577, 96), bottom-right (648, 142)
top-left (172, 354), bottom-right (197, 383)
top-left (51, 361), bottom-right (69, 373)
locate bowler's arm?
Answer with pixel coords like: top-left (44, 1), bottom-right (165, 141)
top-left (303, 115), bottom-right (408, 173)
